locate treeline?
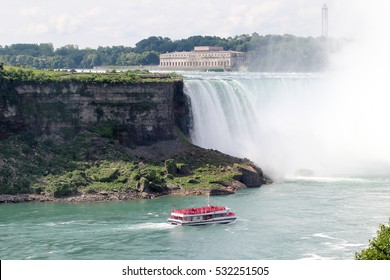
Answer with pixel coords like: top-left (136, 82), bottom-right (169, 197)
top-left (0, 44), bottom-right (159, 69)
top-left (0, 34), bottom-right (345, 71)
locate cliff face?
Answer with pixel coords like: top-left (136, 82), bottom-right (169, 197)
top-left (0, 80), bottom-right (187, 145)
top-left (0, 75), bottom-right (271, 198)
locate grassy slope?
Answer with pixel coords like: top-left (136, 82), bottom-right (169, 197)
top-left (0, 129), bottom-right (245, 197)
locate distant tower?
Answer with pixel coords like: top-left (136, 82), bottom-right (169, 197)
top-left (322, 4), bottom-right (328, 37)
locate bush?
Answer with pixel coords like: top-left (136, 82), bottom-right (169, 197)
top-left (92, 168), bottom-right (119, 182)
top-left (355, 219), bottom-right (390, 260)
top-left (70, 171), bottom-right (89, 186)
top-left (50, 181), bottom-right (77, 197)
top-left (165, 159), bottom-right (177, 175)
top-left (140, 167), bottom-right (163, 184)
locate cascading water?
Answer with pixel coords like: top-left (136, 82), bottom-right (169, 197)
top-left (181, 1), bottom-right (390, 181)
top-left (184, 72), bottom-right (390, 179)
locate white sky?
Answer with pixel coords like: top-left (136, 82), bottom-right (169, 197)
top-left (0, 0), bottom-right (387, 48)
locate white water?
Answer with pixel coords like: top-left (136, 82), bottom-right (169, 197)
top-left (184, 72), bottom-right (390, 180)
top-left (182, 0), bottom-right (390, 180)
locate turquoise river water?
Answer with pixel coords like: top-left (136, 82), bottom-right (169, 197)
top-left (1, 176), bottom-right (389, 260)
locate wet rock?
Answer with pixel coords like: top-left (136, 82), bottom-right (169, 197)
top-left (209, 187), bottom-right (235, 196)
top-left (234, 164), bottom-right (267, 187)
top-left (0, 194), bottom-right (55, 203)
top-left (138, 162), bottom-right (146, 169)
top-left (229, 180), bottom-right (247, 190)
top-left (137, 177), bottom-right (150, 192)
top-left (140, 192), bottom-right (151, 199)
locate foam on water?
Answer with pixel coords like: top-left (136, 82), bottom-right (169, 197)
top-left (145, 212), bottom-right (159, 217)
top-left (122, 222), bottom-right (175, 231)
top-left (313, 233), bottom-right (339, 240)
top-left (299, 253), bottom-right (334, 260)
top-left (286, 176), bottom-right (370, 183)
top-left (44, 221), bottom-right (77, 227)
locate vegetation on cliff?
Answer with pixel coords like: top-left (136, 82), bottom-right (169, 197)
top-left (0, 64), bottom-right (180, 86)
top-left (355, 219), bottom-right (390, 260)
top-left (0, 128), bottom-right (266, 200)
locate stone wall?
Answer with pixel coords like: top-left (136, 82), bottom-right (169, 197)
top-left (0, 80), bottom-right (187, 145)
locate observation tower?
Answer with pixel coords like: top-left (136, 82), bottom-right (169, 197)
top-left (322, 4), bottom-right (328, 37)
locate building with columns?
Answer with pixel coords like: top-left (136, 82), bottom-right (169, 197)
top-left (159, 46), bottom-right (245, 70)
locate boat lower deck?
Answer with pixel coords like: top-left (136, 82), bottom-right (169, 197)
top-left (167, 216), bottom-right (236, 226)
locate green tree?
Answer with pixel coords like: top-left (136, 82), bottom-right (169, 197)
top-left (117, 52), bottom-right (141, 66)
top-left (135, 36), bottom-right (174, 53)
top-left (38, 43), bottom-right (54, 56)
top-left (6, 43), bottom-right (40, 56)
top-left (355, 219), bottom-right (390, 260)
top-left (139, 51), bottom-right (159, 65)
top-left (55, 44), bottom-right (79, 56)
top-left (80, 53), bottom-right (102, 68)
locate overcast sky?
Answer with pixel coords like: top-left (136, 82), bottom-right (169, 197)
top-left (0, 0), bottom-right (387, 48)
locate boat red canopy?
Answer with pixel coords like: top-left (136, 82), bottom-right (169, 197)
top-left (171, 205), bottom-right (226, 215)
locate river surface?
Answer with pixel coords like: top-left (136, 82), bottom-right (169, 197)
top-left (1, 176), bottom-right (389, 260)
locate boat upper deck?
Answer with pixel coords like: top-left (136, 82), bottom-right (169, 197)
top-left (171, 206), bottom-right (228, 217)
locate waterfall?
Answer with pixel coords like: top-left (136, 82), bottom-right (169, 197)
top-left (184, 73), bottom-right (390, 179)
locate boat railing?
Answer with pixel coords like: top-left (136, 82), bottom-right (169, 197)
top-left (171, 206), bottom-right (226, 215)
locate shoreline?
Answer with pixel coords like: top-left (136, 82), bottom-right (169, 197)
top-left (0, 179), bottom-right (264, 204)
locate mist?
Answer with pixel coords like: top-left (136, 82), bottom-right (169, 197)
top-left (261, 0), bottom-right (390, 177)
top-left (303, 0), bottom-right (390, 176)
top-left (185, 1), bottom-right (390, 179)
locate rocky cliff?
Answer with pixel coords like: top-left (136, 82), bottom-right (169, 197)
top-left (0, 79), bottom-right (187, 145)
top-left (0, 69), bottom-right (270, 200)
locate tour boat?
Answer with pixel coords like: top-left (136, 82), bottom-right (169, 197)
top-left (167, 204), bottom-right (237, 226)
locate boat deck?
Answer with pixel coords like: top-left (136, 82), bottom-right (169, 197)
top-left (167, 205), bottom-right (236, 226)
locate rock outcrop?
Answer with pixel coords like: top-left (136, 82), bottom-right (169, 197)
top-left (0, 80), bottom-right (187, 145)
top-left (234, 164), bottom-right (269, 187)
top-left (0, 75), bottom-right (272, 201)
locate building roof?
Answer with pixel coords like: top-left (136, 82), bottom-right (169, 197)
top-left (193, 46), bottom-right (224, 51)
top-left (160, 47), bottom-right (244, 57)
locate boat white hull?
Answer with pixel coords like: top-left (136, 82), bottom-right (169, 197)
top-left (167, 216), bottom-right (236, 226)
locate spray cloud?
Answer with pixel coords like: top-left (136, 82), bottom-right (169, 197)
top-left (185, 0), bottom-right (390, 179)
